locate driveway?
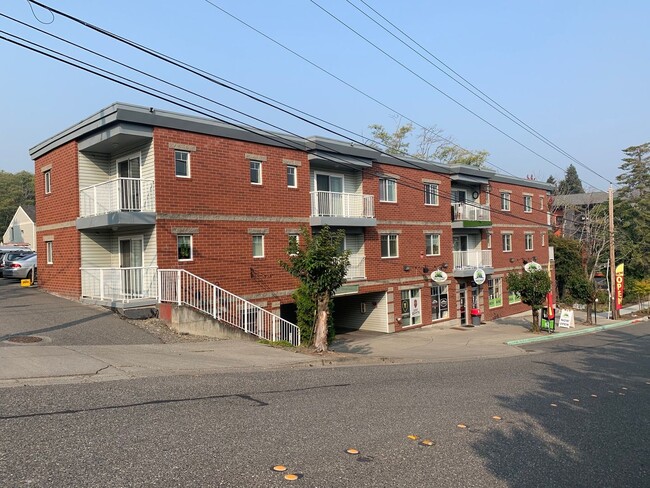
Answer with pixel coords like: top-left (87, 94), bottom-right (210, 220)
top-left (0, 279), bottom-right (161, 346)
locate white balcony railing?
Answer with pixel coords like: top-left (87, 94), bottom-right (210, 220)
top-left (81, 266), bottom-right (158, 302)
top-left (451, 202), bottom-right (491, 222)
top-left (311, 191), bottom-right (374, 219)
top-left (453, 250), bottom-right (492, 270)
top-left (80, 178), bottom-right (155, 217)
top-left (345, 255), bottom-right (366, 280)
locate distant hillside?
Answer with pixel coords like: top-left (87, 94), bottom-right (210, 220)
top-left (0, 171), bottom-right (35, 236)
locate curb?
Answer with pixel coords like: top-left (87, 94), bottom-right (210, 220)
top-left (505, 318), bottom-right (647, 346)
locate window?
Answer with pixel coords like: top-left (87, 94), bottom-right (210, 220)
top-left (286, 165), bottom-right (297, 188)
top-left (425, 233), bottom-right (440, 256)
top-left (288, 234), bottom-right (299, 246)
top-left (525, 233), bottom-right (534, 251)
top-left (175, 150), bottom-right (190, 177)
top-left (177, 235), bottom-right (193, 261)
top-left (500, 192), bottom-right (510, 211)
top-left (400, 289), bottom-right (421, 327)
top-left (541, 232), bottom-right (546, 247)
top-left (487, 231), bottom-right (492, 249)
top-left (502, 233), bottom-right (512, 252)
top-left (44, 170), bottom-right (51, 194)
top-left (524, 195), bottom-right (533, 213)
top-left (539, 196), bottom-right (545, 210)
top-left (252, 234), bottom-right (264, 258)
top-left (381, 234), bottom-right (398, 258)
top-left (250, 160), bottom-right (262, 185)
top-left (488, 278), bottom-right (503, 308)
top-left (379, 178), bottom-right (397, 202)
top-left (424, 183), bottom-right (439, 206)
top-left (46, 241), bottom-right (53, 264)
top-left (509, 290), bottom-right (522, 304)
top-left (431, 284), bottom-right (449, 320)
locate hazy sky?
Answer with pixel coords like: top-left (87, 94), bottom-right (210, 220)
top-left (1, 0), bottom-right (648, 192)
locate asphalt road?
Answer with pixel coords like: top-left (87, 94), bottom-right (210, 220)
top-left (1, 323), bottom-right (648, 487)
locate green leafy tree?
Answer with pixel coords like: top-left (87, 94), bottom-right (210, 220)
top-left (506, 269), bottom-right (551, 333)
top-left (616, 143), bottom-right (650, 199)
top-left (368, 120), bottom-right (489, 167)
top-left (550, 234), bottom-right (583, 300)
top-left (280, 226), bottom-right (350, 352)
top-left (558, 164), bottom-right (584, 195)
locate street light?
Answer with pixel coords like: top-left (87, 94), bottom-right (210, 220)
top-left (594, 298), bottom-right (599, 325)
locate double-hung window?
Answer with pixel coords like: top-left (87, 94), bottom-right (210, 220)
top-left (425, 233), bottom-right (440, 256)
top-left (175, 150), bottom-right (190, 178)
top-left (252, 234), bottom-right (264, 258)
top-left (250, 160), bottom-right (262, 185)
top-left (502, 233), bottom-right (512, 252)
top-left (524, 195), bottom-right (533, 213)
top-left (381, 234), bottom-right (398, 258)
top-left (46, 241), bottom-right (53, 264)
top-left (525, 233), bottom-right (534, 251)
top-left (44, 169), bottom-right (51, 194)
top-left (500, 192), bottom-right (510, 211)
top-left (424, 183), bottom-right (439, 206)
top-left (379, 178), bottom-right (397, 202)
top-left (286, 165), bottom-right (297, 188)
top-left (177, 235), bottom-right (193, 261)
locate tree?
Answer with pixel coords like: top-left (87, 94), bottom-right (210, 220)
top-left (506, 269), bottom-right (551, 333)
top-left (546, 175), bottom-right (558, 194)
top-left (614, 142), bottom-right (650, 281)
top-left (280, 226), bottom-right (350, 352)
top-left (368, 119), bottom-right (489, 167)
top-left (549, 234), bottom-right (583, 300)
top-left (557, 164), bottom-right (584, 195)
top-left (0, 171), bottom-right (35, 236)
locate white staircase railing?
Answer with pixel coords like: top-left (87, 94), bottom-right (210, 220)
top-left (158, 269), bottom-right (300, 346)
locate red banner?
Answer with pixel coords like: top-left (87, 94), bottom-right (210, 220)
top-left (615, 263), bottom-right (624, 310)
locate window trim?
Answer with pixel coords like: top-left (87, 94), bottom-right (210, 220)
top-left (379, 178), bottom-right (397, 203)
top-left (380, 233), bottom-right (399, 258)
top-left (286, 165), bottom-right (297, 188)
top-left (525, 232), bottom-right (534, 251)
top-left (252, 234), bottom-right (265, 258)
top-left (177, 234), bottom-right (193, 261)
top-left (174, 150), bottom-right (191, 178)
top-left (500, 192), bottom-right (511, 211)
top-left (44, 169), bottom-right (51, 194)
top-left (488, 277), bottom-right (503, 309)
top-left (250, 160), bottom-right (262, 185)
top-left (502, 233), bottom-right (512, 252)
top-left (523, 195), bottom-right (533, 213)
top-left (46, 240), bottom-right (53, 264)
top-left (425, 233), bottom-right (441, 256)
top-left (424, 183), bottom-right (439, 206)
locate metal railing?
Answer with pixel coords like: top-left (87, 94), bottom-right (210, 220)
top-left (80, 178), bottom-right (155, 217)
top-left (453, 250), bottom-right (492, 270)
top-left (345, 255), bottom-right (366, 280)
top-left (158, 269), bottom-right (300, 346)
top-left (80, 266), bottom-right (158, 302)
top-left (451, 202), bottom-right (491, 222)
top-left (311, 191), bottom-right (374, 219)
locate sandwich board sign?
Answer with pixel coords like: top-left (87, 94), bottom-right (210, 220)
top-left (557, 309), bottom-right (575, 328)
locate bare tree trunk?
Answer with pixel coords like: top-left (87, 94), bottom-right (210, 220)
top-left (585, 302), bottom-right (593, 324)
top-left (531, 308), bottom-right (540, 333)
top-left (313, 292), bottom-right (330, 353)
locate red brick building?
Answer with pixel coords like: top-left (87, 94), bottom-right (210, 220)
top-left (31, 103), bottom-right (554, 333)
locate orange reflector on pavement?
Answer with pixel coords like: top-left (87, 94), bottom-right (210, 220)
top-left (407, 435), bottom-right (419, 440)
top-left (346, 448), bottom-right (359, 455)
top-left (492, 416), bottom-right (502, 421)
top-left (273, 465), bottom-right (287, 472)
top-left (284, 474), bottom-right (300, 481)
top-left (457, 424), bottom-right (467, 429)
top-left (419, 439), bottom-right (435, 446)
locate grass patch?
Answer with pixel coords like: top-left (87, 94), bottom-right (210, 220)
top-left (258, 339), bottom-right (295, 348)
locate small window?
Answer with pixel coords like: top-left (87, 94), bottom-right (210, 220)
top-left (46, 241), bottom-right (53, 264)
top-left (524, 195), bottom-right (533, 213)
top-left (250, 160), bottom-right (262, 185)
top-left (541, 232), bottom-right (546, 247)
top-left (500, 192), bottom-right (510, 211)
top-left (177, 235), bottom-right (193, 261)
top-left (488, 278), bottom-right (503, 308)
top-left (502, 234), bottom-right (512, 252)
top-left (487, 231), bottom-right (492, 250)
top-left (175, 150), bottom-right (190, 177)
top-left (252, 234), bottom-right (264, 258)
top-left (288, 234), bottom-right (299, 246)
top-left (509, 290), bottom-right (522, 304)
top-left (381, 234), bottom-right (398, 258)
top-left (424, 183), bottom-right (439, 206)
top-left (525, 233), bottom-right (534, 251)
top-left (539, 196), bottom-right (545, 210)
top-left (379, 178), bottom-right (397, 202)
top-left (287, 166), bottom-right (297, 188)
top-left (44, 170), bottom-right (51, 194)
top-left (425, 233), bottom-right (440, 256)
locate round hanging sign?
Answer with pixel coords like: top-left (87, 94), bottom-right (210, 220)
top-left (524, 262), bottom-right (543, 273)
top-left (430, 270), bottom-right (448, 283)
top-left (473, 269), bottom-right (486, 285)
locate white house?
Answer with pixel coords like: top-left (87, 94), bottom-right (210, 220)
top-left (2, 205), bottom-right (36, 251)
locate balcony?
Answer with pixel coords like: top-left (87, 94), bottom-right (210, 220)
top-left (452, 250), bottom-right (493, 277)
top-left (451, 202), bottom-right (492, 229)
top-left (77, 178), bottom-right (156, 230)
top-left (345, 255), bottom-right (366, 281)
top-left (310, 191), bottom-right (376, 227)
top-left (81, 266), bottom-right (158, 306)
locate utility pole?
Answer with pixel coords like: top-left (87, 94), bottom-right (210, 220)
top-left (608, 185), bottom-right (618, 319)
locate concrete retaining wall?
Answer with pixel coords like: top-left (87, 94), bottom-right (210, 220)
top-left (160, 303), bottom-right (257, 341)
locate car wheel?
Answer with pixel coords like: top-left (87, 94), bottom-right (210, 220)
top-left (27, 270), bottom-right (33, 283)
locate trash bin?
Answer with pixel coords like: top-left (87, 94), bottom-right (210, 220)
top-left (540, 307), bottom-right (555, 333)
top-left (470, 308), bottom-right (481, 326)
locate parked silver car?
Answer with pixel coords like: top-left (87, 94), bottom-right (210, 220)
top-left (2, 252), bottom-right (37, 281)
top-left (0, 249), bottom-right (33, 275)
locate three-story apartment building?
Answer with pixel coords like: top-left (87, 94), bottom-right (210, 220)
top-left (31, 103), bottom-right (553, 334)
